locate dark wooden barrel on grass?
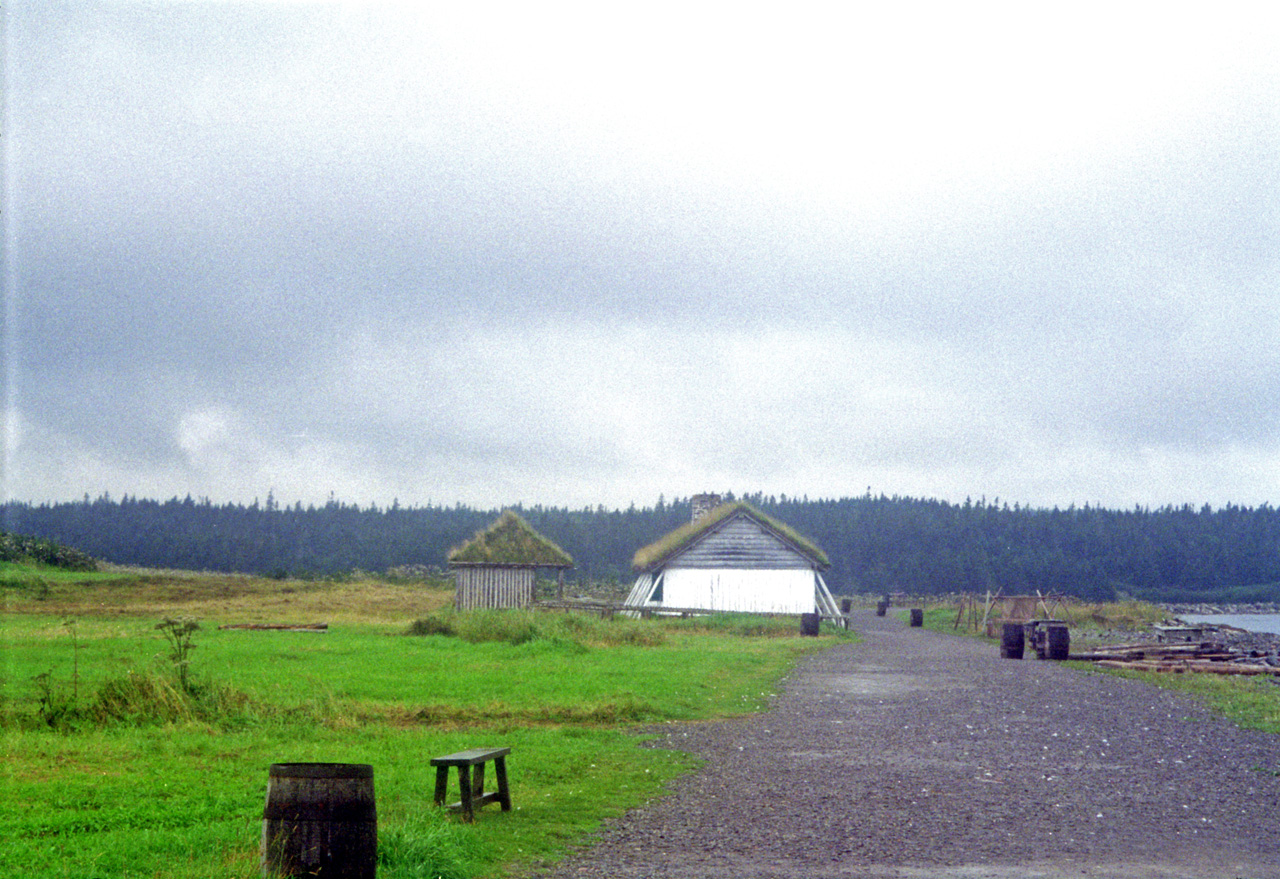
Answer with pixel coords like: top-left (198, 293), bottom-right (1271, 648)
top-left (875, 601), bottom-right (887, 616)
top-left (262, 763), bottom-right (376, 879)
top-left (1046, 624), bottom-right (1070, 660)
top-left (800, 613), bottom-right (820, 636)
top-left (840, 597), bottom-right (852, 614)
top-left (909, 608), bottom-right (923, 627)
top-left (1000, 622), bottom-right (1024, 659)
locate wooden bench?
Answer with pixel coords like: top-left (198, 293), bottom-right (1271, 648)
top-left (430, 747), bottom-right (512, 822)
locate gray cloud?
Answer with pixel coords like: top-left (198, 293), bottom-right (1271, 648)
top-left (6, 1), bottom-right (1280, 510)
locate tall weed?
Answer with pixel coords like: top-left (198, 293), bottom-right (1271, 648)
top-left (156, 617), bottom-right (200, 692)
top-left (31, 669), bottom-right (79, 728)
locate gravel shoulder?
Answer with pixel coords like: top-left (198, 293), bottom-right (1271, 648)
top-left (544, 609), bottom-right (1280, 879)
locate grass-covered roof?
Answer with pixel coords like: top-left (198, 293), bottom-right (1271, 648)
top-left (448, 511), bottom-right (574, 568)
top-left (631, 501), bottom-right (830, 571)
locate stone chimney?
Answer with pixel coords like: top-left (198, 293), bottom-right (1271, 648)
top-left (691, 493), bottom-right (722, 522)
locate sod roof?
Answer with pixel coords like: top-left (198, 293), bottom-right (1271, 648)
top-left (448, 511), bottom-right (574, 568)
top-left (631, 501), bottom-right (830, 571)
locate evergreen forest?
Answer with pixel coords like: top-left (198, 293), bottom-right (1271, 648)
top-left (4, 493), bottom-right (1280, 603)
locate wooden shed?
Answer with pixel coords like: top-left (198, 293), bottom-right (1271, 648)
top-left (448, 511), bottom-right (574, 610)
top-left (623, 498), bottom-right (840, 617)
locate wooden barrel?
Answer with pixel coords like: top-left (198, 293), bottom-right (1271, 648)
top-left (262, 763), bottom-right (376, 879)
top-left (800, 612), bottom-right (820, 636)
top-left (1000, 622), bottom-right (1024, 659)
top-left (840, 597), bottom-right (853, 614)
top-left (909, 608), bottom-right (923, 627)
top-left (1046, 625), bottom-right (1070, 660)
top-left (875, 601), bottom-right (887, 617)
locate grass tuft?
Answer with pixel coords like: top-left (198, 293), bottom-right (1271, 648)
top-left (377, 804), bottom-right (484, 879)
top-left (670, 613), bottom-right (815, 638)
top-left (455, 610), bottom-right (542, 645)
top-left (88, 671), bottom-right (261, 728)
top-left (405, 695), bottom-right (663, 728)
top-left (407, 609), bottom-right (673, 648)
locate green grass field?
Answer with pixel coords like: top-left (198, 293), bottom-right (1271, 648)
top-left (1, 564), bottom-right (849, 878)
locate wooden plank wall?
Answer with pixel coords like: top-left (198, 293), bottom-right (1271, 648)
top-left (454, 566), bottom-right (535, 610)
top-left (674, 516), bottom-right (812, 569)
top-left (623, 573), bottom-right (656, 607)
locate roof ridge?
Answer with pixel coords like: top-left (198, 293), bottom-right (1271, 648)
top-left (631, 501), bottom-right (829, 571)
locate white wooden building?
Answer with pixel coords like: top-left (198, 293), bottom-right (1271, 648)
top-left (624, 498), bottom-right (840, 617)
top-left (448, 511), bottom-right (573, 610)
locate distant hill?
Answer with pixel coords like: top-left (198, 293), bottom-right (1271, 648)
top-left (4, 493), bottom-right (1280, 603)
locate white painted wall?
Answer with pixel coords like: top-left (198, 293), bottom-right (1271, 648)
top-left (662, 567), bottom-right (816, 614)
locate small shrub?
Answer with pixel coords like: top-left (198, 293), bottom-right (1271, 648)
top-left (406, 615), bottom-right (456, 637)
top-left (0, 531), bottom-right (97, 570)
top-left (385, 564), bottom-right (444, 582)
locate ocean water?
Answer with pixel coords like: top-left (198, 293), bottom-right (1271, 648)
top-left (1177, 613), bottom-right (1280, 636)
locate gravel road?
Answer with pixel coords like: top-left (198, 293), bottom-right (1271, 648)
top-left (543, 609), bottom-right (1280, 879)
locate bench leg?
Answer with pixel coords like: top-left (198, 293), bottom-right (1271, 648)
top-left (458, 764), bottom-right (474, 823)
top-left (433, 766), bottom-right (448, 807)
top-left (494, 756), bottom-right (512, 811)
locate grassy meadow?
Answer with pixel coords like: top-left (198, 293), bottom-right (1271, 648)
top-left (1, 563), bottom-right (849, 878)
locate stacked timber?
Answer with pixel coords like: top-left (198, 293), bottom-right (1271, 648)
top-left (218, 622), bottom-right (328, 632)
top-left (1073, 640), bottom-right (1280, 676)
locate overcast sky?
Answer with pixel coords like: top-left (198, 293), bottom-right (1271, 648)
top-left (4, 1), bottom-right (1278, 512)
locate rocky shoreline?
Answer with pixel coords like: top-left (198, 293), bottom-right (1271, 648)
top-left (1160, 603), bottom-right (1280, 658)
top-left (1162, 601), bottom-right (1280, 616)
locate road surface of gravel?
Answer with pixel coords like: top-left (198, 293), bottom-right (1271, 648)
top-left (543, 609), bottom-right (1280, 879)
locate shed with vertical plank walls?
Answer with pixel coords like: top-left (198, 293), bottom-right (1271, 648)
top-left (448, 511), bottom-right (574, 610)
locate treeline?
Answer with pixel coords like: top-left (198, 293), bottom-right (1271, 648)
top-left (3, 493), bottom-right (1280, 603)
